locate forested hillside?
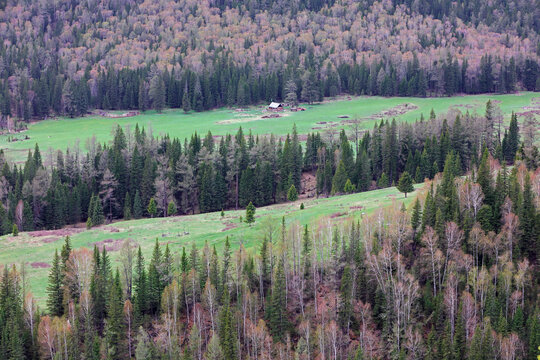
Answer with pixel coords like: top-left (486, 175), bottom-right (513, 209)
top-left (0, 136), bottom-right (539, 359)
top-left (0, 0), bottom-right (539, 122)
top-left (1, 100), bottom-right (536, 234)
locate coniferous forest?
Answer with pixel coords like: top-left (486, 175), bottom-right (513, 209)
top-left (1, 0), bottom-right (540, 359)
top-left (0, 0), bottom-right (539, 123)
top-left (0, 98), bottom-right (539, 359)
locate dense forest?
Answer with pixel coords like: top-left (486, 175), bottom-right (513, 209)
top-left (0, 0), bottom-right (539, 124)
top-left (1, 100), bottom-right (537, 234)
top-left (0, 127), bottom-right (538, 359)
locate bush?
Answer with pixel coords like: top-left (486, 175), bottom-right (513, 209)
top-left (300, 203), bottom-right (304, 210)
top-left (12, 224), bottom-right (18, 236)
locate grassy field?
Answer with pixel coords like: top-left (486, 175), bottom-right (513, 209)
top-left (1, 92), bottom-right (538, 163)
top-left (0, 184), bottom-right (422, 306)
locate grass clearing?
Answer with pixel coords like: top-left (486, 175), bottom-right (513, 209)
top-left (0, 184), bottom-right (422, 306)
top-left (1, 92), bottom-right (538, 163)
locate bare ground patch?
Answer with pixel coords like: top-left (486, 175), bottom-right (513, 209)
top-left (216, 112), bottom-right (290, 125)
top-left (29, 228), bottom-right (84, 238)
top-left (91, 238), bottom-right (124, 252)
top-left (222, 221), bottom-right (239, 232)
top-left (30, 262), bottom-right (51, 268)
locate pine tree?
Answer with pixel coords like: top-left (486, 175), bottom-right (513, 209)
top-left (205, 334), bottom-right (224, 360)
top-left (147, 239), bottom-right (162, 314)
top-left (332, 160), bottom-right (348, 194)
top-left (182, 82), bottom-right (191, 113)
top-left (245, 201), bottom-right (255, 224)
top-left (338, 265), bottom-right (353, 333)
top-left (505, 112), bottom-right (519, 162)
top-left (46, 250), bottom-right (64, 316)
top-left (133, 190), bottom-right (143, 219)
top-left (219, 294), bottom-right (238, 360)
top-left (149, 74), bottom-right (166, 113)
top-left (397, 171), bottom-right (414, 197)
top-left (378, 172), bottom-right (389, 188)
top-left (167, 201), bottom-right (177, 216)
top-left (107, 270), bottom-right (125, 359)
top-left (526, 310), bottom-right (540, 360)
top-left (341, 161), bottom-right (355, 185)
top-left (287, 184), bottom-right (298, 201)
top-left (147, 197), bottom-right (157, 218)
top-left (411, 198), bottom-right (421, 240)
top-left (519, 174), bottom-right (538, 260)
top-left (123, 192), bottom-right (132, 220)
top-left (134, 246), bottom-right (148, 320)
top-left (267, 259), bottom-right (289, 342)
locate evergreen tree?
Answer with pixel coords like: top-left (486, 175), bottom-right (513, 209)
top-left (245, 201), bottom-right (255, 224)
top-left (182, 82), bottom-right (191, 113)
top-left (107, 270), bottom-right (125, 359)
top-left (167, 201), bottom-right (177, 216)
top-left (46, 250), bottom-right (64, 316)
top-left (133, 246), bottom-right (148, 319)
top-left (287, 184), bottom-right (298, 201)
top-left (397, 171), bottom-right (414, 197)
top-left (218, 294), bottom-right (238, 360)
top-left (147, 197), bottom-right (157, 218)
top-left (267, 260), bottom-right (289, 342)
top-left (123, 192), bottom-right (132, 220)
top-left (338, 265), bottom-right (353, 333)
top-left (378, 172), bottom-right (389, 188)
top-left (332, 160), bottom-right (348, 194)
top-left (133, 190), bottom-right (143, 219)
top-left (519, 174), bottom-right (538, 260)
top-left (344, 179), bottom-right (356, 193)
top-left (149, 74), bottom-right (166, 112)
top-left (147, 239), bottom-right (162, 314)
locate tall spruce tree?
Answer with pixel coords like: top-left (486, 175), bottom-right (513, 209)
top-left (46, 250), bottom-right (64, 316)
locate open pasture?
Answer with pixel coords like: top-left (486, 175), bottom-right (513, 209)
top-left (1, 92), bottom-right (538, 163)
top-left (0, 183), bottom-right (422, 305)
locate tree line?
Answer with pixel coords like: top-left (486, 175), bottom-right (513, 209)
top-left (2, 100), bottom-right (538, 235)
top-left (1, 51), bottom-right (539, 124)
top-left (0, 146), bottom-right (538, 359)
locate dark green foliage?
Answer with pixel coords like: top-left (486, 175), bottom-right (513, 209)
top-left (133, 190), bottom-right (143, 219)
top-left (218, 295), bottom-right (238, 360)
top-left (338, 265), bottom-right (353, 332)
top-left (378, 172), bottom-right (389, 188)
top-left (266, 260), bottom-right (289, 342)
top-left (167, 201), bottom-right (177, 216)
top-left (46, 250), bottom-right (64, 317)
top-left (287, 184), bottom-right (298, 201)
top-left (147, 197), bottom-right (157, 218)
top-left (245, 201), bottom-right (255, 224)
top-left (344, 179), bottom-right (356, 193)
top-left (332, 160), bottom-right (348, 194)
top-left (123, 192), bottom-right (132, 220)
top-left (397, 171), bottom-right (414, 197)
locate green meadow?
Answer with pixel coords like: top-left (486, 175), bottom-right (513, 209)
top-left (1, 92), bottom-right (538, 163)
top-left (0, 184), bottom-right (422, 306)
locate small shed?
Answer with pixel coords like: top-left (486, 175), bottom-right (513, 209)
top-left (268, 102), bottom-right (284, 111)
